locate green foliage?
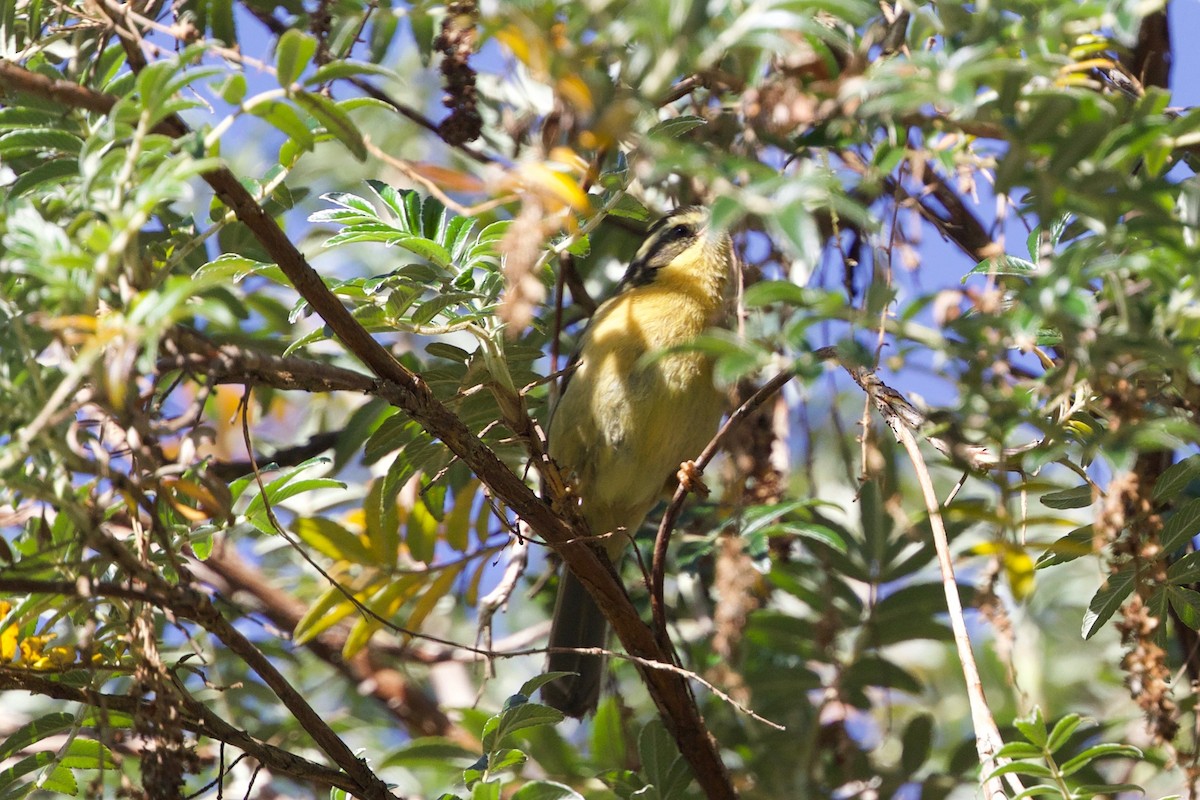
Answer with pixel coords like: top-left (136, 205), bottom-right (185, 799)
top-left (989, 708), bottom-right (1149, 799)
top-left (2, 0), bottom-right (1199, 798)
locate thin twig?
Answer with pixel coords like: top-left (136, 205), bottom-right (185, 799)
top-left (650, 369), bottom-right (797, 644)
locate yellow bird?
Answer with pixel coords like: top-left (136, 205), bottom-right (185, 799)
top-left (542, 206), bottom-right (736, 717)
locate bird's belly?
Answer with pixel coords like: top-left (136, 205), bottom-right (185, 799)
top-left (584, 352), bottom-right (722, 513)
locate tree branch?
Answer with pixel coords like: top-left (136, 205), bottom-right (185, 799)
top-left (0, 59), bottom-right (736, 799)
top-left (0, 667), bottom-right (359, 795)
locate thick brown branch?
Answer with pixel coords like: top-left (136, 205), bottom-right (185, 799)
top-left (0, 668), bottom-right (358, 795)
top-left (0, 574), bottom-right (395, 800)
top-left (201, 543), bottom-right (477, 747)
top-left (0, 60), bottom-right (735, 798)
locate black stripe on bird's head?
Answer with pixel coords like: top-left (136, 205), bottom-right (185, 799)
top-left (620, 206), bottom-right (710, 288)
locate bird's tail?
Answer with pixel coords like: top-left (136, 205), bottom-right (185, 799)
top-left (542, 568), bottom-right (608, 717)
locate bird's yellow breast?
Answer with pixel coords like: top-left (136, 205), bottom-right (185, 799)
top-left (548, 283), bottom-right (725, 551)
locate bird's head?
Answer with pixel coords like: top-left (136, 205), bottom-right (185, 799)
top-left (618, 206), bottom-right (734, 307)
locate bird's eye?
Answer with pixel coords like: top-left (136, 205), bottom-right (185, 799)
top-left (667, 223), bottom-right (692, 240)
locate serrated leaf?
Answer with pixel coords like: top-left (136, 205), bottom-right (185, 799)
top-left (1154, 455), bottom-right (1200, 500)
top-left (1036, 524), bottom-right (1094, 568)
top-left (1160, 498), bottom-right (1200, 552)
top-left (1082, 567), bottom-right (1136, 639)
top-left (0, 713), bottom-right (76, 761)
top-left (1168, 586), bottom-right (1200, 629)
top-left (484, 703), bottom-right (565, 750)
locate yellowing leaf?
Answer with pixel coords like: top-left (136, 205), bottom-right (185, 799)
top-left (294, 577), bottom-right (380, 644)
top-left (294, 516), bottom-right (375, 564)
top-left (513, 162), bottom-right (588, 213)
top-left (161, 477), bottom-right (228, 522)
top-left (343, 574), bottom-right (423, 658)
top-left (405, 500), bottom-right (439, 564)
top-left (408, 163), bottom-right (485, 193)
top-left (495, 25), bottom-right (546, 72)
top-left (444, 480), bottom-right (480, 552)
top-left (401, 563), bottom-right (466, 641)
top-left (1003, 547), bottom-right (1036, 602)
top-left (555, 74), bottom-right (594, 114)
top-left (464, 555), bottom-right (489, 606)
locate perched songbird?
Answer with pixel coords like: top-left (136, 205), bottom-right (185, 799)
top-left (542, 206), bottom-right (736, 717)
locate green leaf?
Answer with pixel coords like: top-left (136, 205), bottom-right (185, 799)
top-left (59, 738), bottom-right (115, 769)
top-left (471, 781), bottom-right (500, 800)
top-left (648, 115), bottom-right (707, 139)
top-left (487, 748), bottom-right (526, 773)
top-left (995, 742), bottom-right (1043, 759)
top-left (1044, 713), bottom-right (1083, 754)
top-left (482, 702), bottom-right (564, 751)
top-left (0, 713), bottom-right (76, 761)
top-left (1072, 784), bottom-right (1145, 798)
top-left (509, 782), bottom-right (584, 800)
top-left (1014, 707), bottom-right (1047, 747)
top-left (1154, 455), bottom-right (1200, 500)
top-left (1169, 551), bottom-right (1200, 584)
top-left (1082, 567), bottom-right (1136, 639)
top-left (1040, 485), bottom-right (1092, 510)
top-left (307, 59), bottom-right (398, 85)
top-left (251, 100), bottom-right (315, 152)
top-left (743, 280), bottom-right (809, 307)
top-left (6, 157), bottom-right (77, 199)
top-left (383, 738), bottom-right (478, 769)
top-left (842, 655), bottom-right (922, 694)
top-left (1058, 743), bottom-right (1142, 777)
top-left (638, 721), bottom-right (691, 800)
top-left (591, 698), bottom-right (627, 772)
top-left (209, 0), bottom-right (236, 44)
top-left (0, 129), bottom-right (84, 156)
top-left (900, 714), bottom-right (933, 774)
top-left (1168, 586), bottom-right (1200, 630)
top-left (965, 254), bottom-right (1038, 279)
top-left (0, 752), bottom-right (55, 794)
top-left (276, 30), bottom-right (317, 86)
top-left (215, 72), bottom-right (247, 104)
top-left (295, 91), bottom-right (367, 161)
top-left (1036, 524), bottom-right (1094, 569)
top-left (1160, 498), bottom-right (1200, 552)
top-left (985, 761), bottom-right (1054, 779)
